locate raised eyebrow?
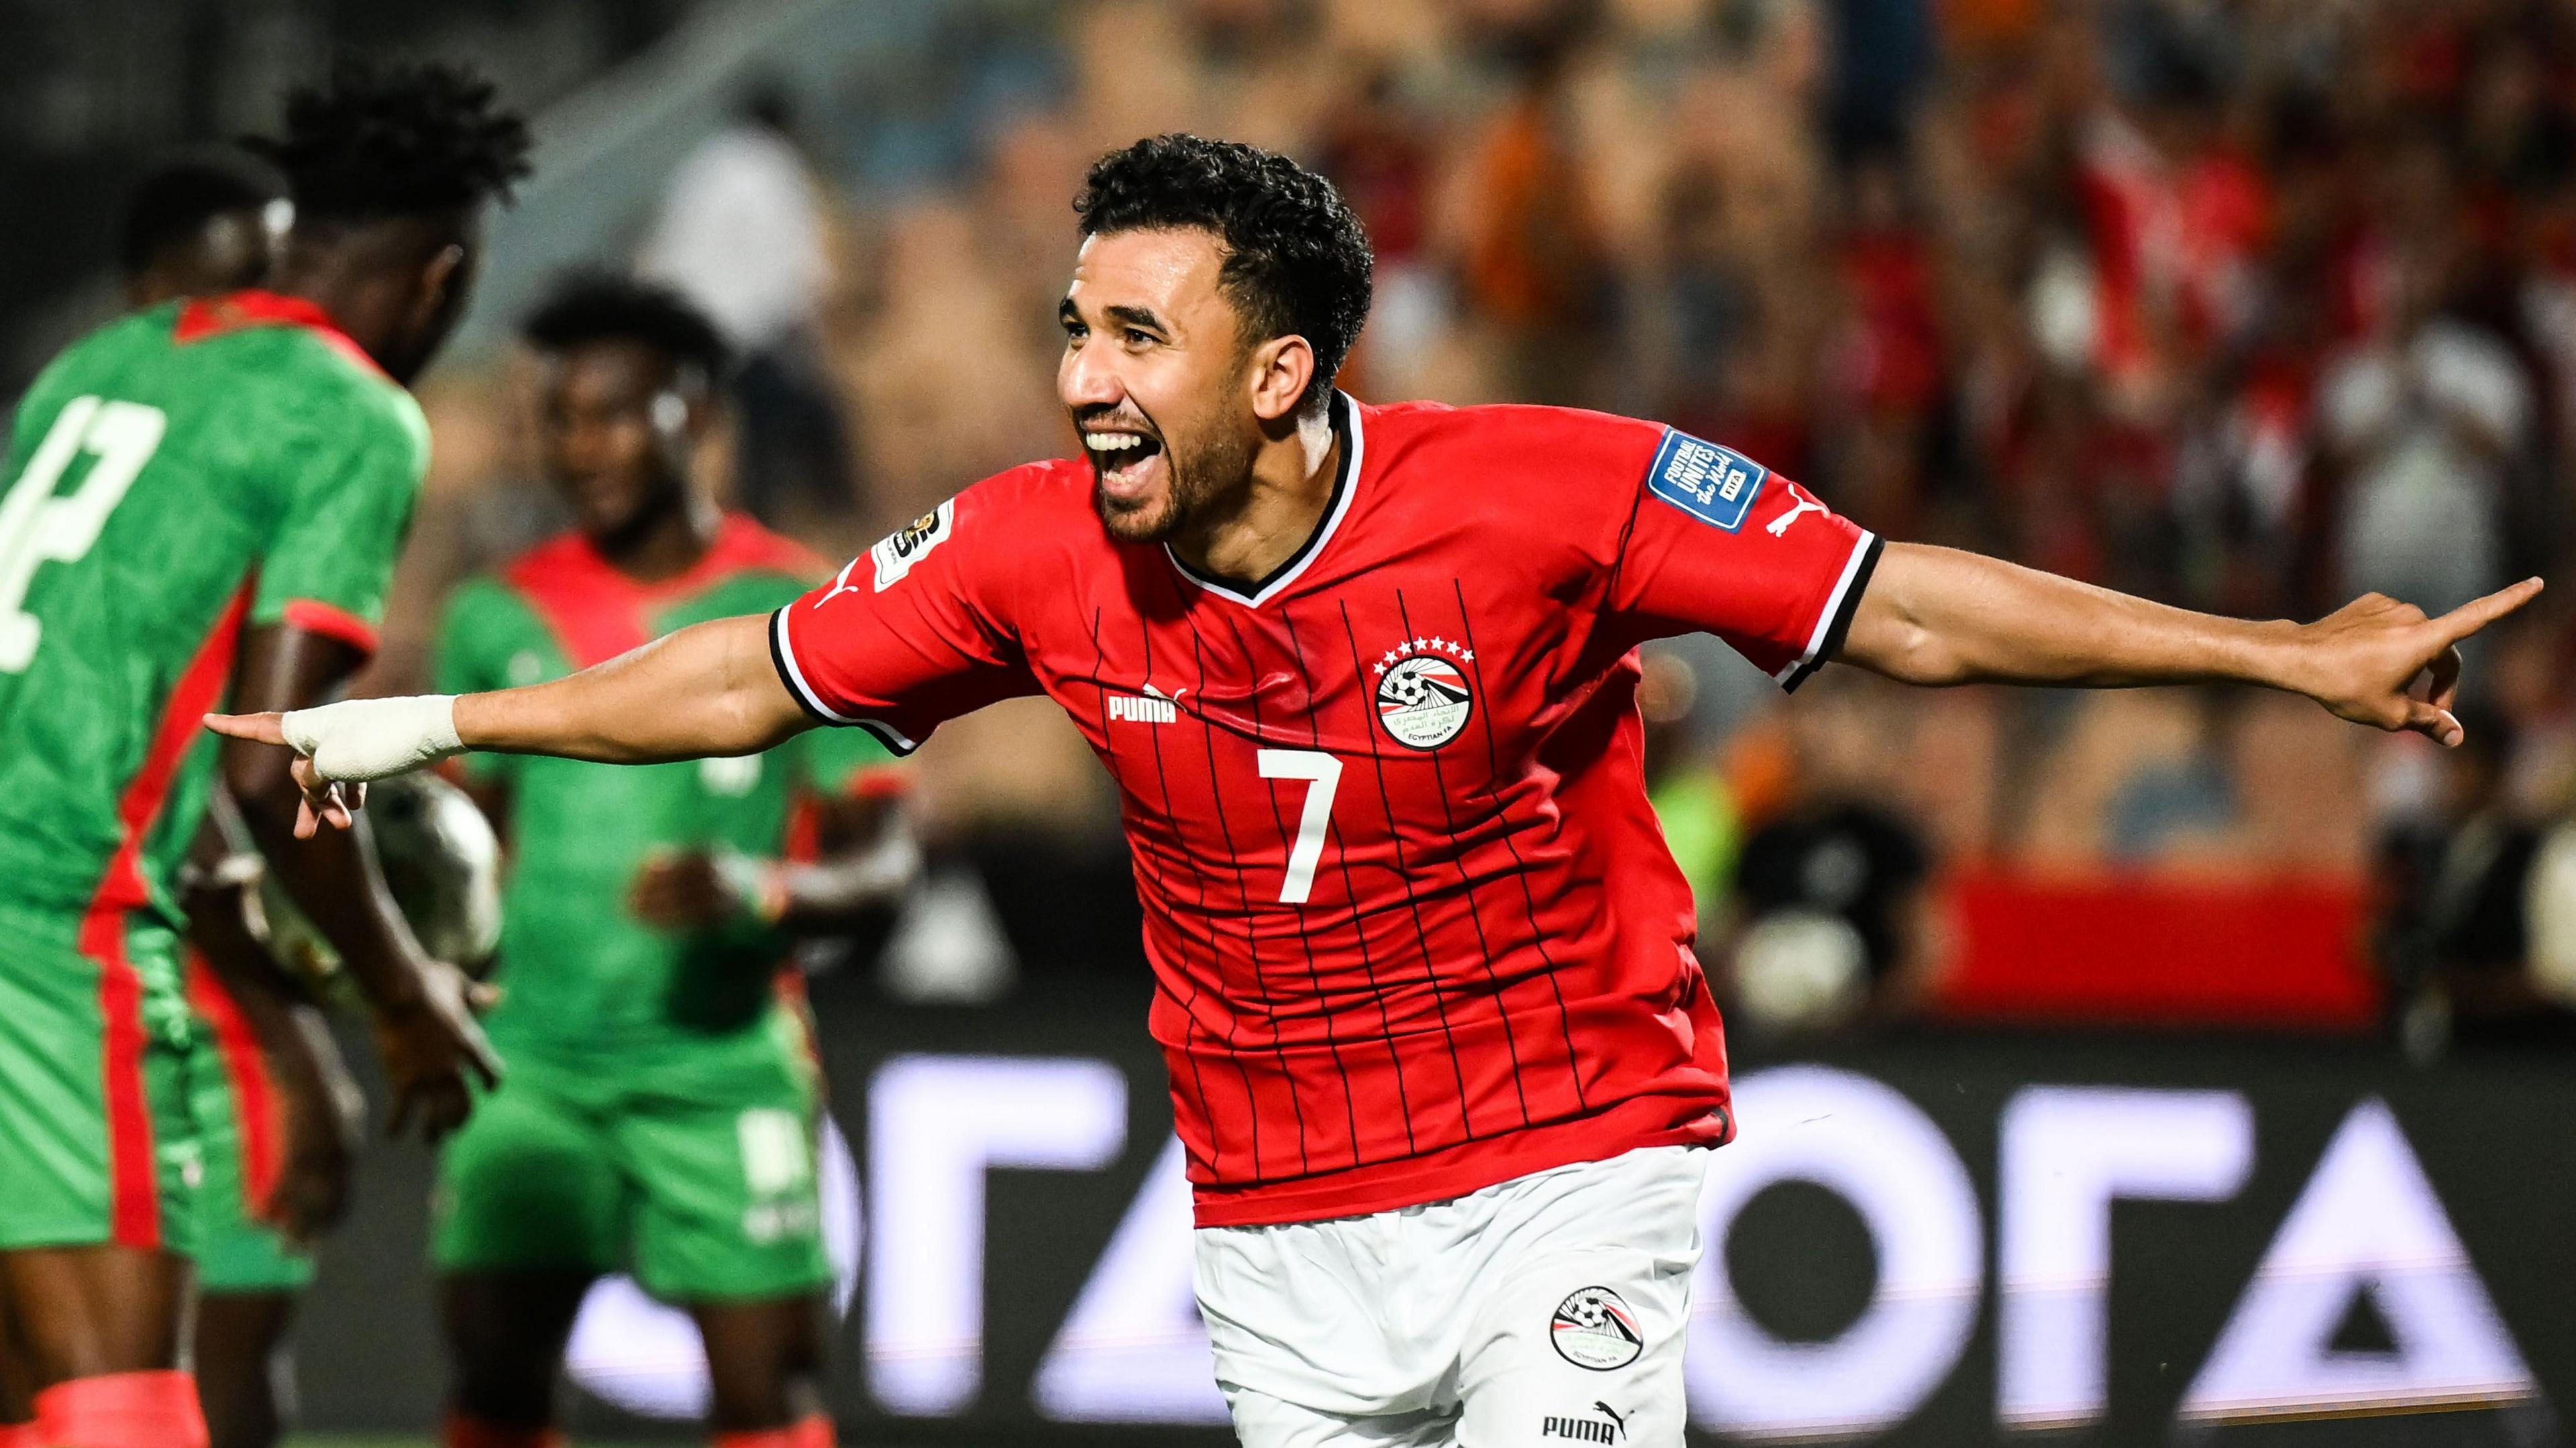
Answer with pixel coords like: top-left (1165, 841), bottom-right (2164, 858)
top-left (1057, 296), bottom-right (1083, 326)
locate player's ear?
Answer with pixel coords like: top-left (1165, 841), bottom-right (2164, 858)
top-left (407, 243), bottom-right (467, 335)
top-left (1248, 334), bottom-right (1316, 425)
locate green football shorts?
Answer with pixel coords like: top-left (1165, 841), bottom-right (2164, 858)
top-left (0, 899), bottom-right (201, 1258)
top-left (431, 1040), bottom-right (830, 1304)
top-left (184, 954), bottom-right (314, 1293)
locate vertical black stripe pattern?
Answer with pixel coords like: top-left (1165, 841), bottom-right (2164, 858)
top-left (1188, 617), bottom-right (1311, 1176)
top-left (1136, 607), bottom-right (1258, 1176)
top-left (1392, 590), bottom-right (1532, 1127)
top-left (1219, 605), bottom-right (1360, 1167)
top-left (1087, 606), bottom-right (1213, 1179)
top-left (1339, 598), bottom-right (1479, 1140)
top-left (1279, 604), bottom-right (1416, 1158)
top-left (1452, 579), bottom-right (1590, 1111)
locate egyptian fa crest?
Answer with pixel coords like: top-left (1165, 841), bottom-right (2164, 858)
top-left (1373, 636), bottom-right (1474, 750)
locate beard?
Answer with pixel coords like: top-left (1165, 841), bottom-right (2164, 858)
top-left (1091, 422), bottom-right (1254, 544)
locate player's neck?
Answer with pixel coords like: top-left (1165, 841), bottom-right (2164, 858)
top-left (590, 492), bottom-right (720, 583)
top-left (1169, 406), bottom-right (1339, 590)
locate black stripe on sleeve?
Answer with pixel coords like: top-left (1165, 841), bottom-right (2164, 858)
top-left (1782, 533), bottom-right (1884, 694)
top-left (769, 606), bottom-right (837, 724)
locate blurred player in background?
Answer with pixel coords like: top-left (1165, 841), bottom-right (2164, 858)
top-left (177, 773), bottom-right (503, 1448)
top-left (117, 152), bottom-right (286, 311)
top-left (428, 276), bottom-right (914, 1448)
top-left (0, 61), bottom-right (526, 1448)
top-left (217, 136), bottom-right (2540, 1448)
top-left (110, 145), bottom-right (368, 1448)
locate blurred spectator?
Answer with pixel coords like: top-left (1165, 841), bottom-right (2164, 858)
top-left (2526, 809), bottom-right (2576, 1011)
top-left (2377, 706), bottom-right (2576, 1055)
top-left (2317, 274), bottom-right (2530, 620)
top-left (639, 80), bottom-right (857, 531)
top-left (1452, 44), bottom-right (1612, 405)
top-left (1319, 64), bottom-right (1442, 395)
top-left (1640, 650), bottom-right (1740, 920)
top-left (1719, 674), bottom-right (1937, 1036)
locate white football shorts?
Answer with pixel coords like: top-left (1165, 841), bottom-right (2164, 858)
top-left (1194, 1144), bottom-right (1710, 1448)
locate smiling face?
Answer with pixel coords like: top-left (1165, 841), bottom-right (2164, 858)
top-left (1058, 227), bottom-right (1277, 543)
top-left (533, 337), bottom-right (700, 546)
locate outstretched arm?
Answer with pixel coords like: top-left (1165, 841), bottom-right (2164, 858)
top-left (460, 612), bottom-right (806, 762)
top-left (207, 612), bottom-right (806, 832)
top-left (1841, 543), bottom-right (2544, 745)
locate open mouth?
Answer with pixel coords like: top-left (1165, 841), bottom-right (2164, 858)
top-left (1083, 428), bottom-right (1166, 496)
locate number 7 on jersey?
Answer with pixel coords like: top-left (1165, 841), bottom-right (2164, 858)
top-left (1256, 748), bottom-right (1341, 905)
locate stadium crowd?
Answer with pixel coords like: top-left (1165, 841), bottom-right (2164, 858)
top-left (372, 0), bottom-right (2576, 1038)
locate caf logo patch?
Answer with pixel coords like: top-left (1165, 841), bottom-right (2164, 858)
top-left (1375, 647), bottom-right (1474, 750)
top-left (869, 498), bottom-right (955, 592)
top-left (1550, 1286), bottom-right (1644, 1371)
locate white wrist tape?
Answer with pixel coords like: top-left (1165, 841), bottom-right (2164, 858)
top-left (278, 694), bottom-right (464, 783)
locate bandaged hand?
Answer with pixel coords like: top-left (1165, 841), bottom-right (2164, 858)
top-left (276, 694), bottom-right (465, 781)
top-left (205, 694), bottom-right (464, 836)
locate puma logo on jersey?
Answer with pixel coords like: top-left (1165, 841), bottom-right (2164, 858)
top-left (1540, 1405), bottom-right (1627, 1443)
top-left (1108, 693), bottom-right (1178, 724)
top-left (1767, 486), bottom-right (1831, 537)
top-left (815, 557), bottom-right (863, 608)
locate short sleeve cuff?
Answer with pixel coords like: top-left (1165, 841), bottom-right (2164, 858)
top-left (1778, 531), bottom-right (1882, 693)
top-left (768, 606), bottom-right (921, 756)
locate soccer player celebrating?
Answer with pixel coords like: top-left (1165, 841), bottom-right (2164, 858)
top-left (0, 62), bottom-right (526, 1448)
top-left (426, 276), bottom-right (914, 1448)
top-left (217, 136), bottom-right (2541, 1447)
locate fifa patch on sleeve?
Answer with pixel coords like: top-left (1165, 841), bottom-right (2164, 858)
top-left (869, 499), bottom-right (955, 591)
top-left (1644, 429), bottom-right (1768, 533)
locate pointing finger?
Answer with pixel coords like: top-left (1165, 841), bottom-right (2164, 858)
top-left (203, 711), bottom-right (289, 744)
top-left (2435, 577), bottom-right (2546, 645)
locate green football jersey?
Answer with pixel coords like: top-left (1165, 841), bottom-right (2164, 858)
top-left (433, 518), bottom-right (895, 1077)
top-left (0, 291), bottom-right (426, 930)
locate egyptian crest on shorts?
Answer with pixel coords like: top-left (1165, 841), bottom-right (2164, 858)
top-left (1551, 1286), bottom-right (1645, 1370)
top-left (1373, 634), bottom-right (1475, 750)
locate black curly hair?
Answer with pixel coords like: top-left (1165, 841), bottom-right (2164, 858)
top-left (117, 150), bottom-right (285, 281)
top-left (1074, 134), bottom-right (1373, 413)
top-left (244, 58), bottom-right (531, 223)
top-left (521, 271), bottom-right (731, 383)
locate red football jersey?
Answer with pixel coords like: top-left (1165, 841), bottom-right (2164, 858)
top-left (775, 396), bottom-right (1878, 1225)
